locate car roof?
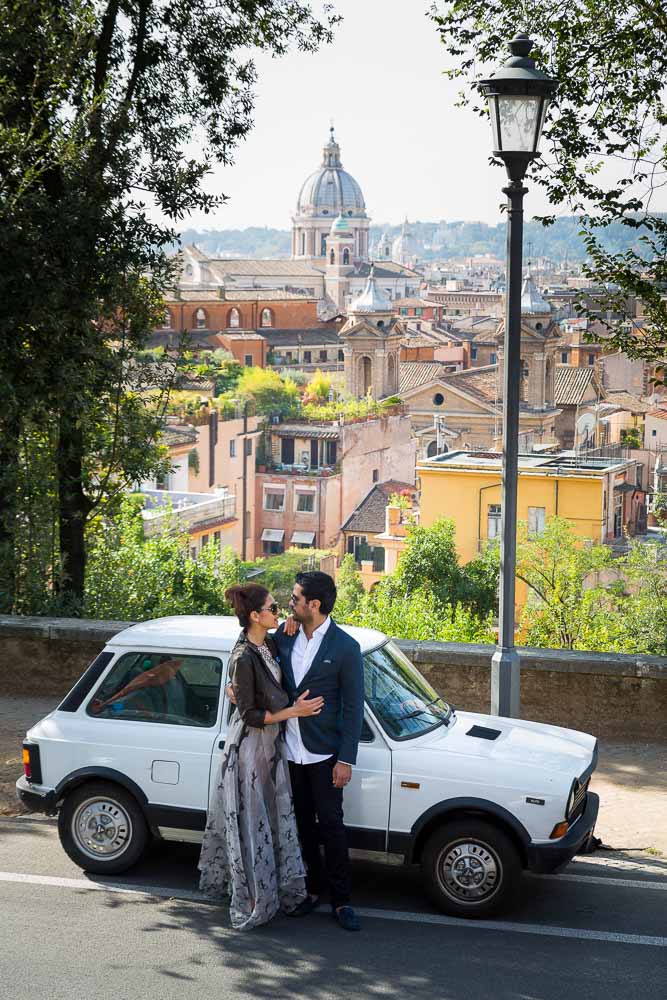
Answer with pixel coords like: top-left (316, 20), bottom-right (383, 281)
top-left (107, 615), bottom-right (388, 654)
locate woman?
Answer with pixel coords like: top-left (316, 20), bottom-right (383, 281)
top-left (198, 583), bottom-right (324, 930)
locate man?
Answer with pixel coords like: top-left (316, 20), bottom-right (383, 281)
top-left (228, 570), bottom-right (364, 930)
top-left (277, 571), bottom-right (364, 932)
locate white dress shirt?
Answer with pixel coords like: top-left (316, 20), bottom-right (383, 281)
top-left (285, 616), bottom-right (351, 766)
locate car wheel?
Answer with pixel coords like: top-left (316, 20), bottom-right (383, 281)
top-left (422, 819), bottom-right (521, 918)
top-left (58, 781), bottom-right (149, 875)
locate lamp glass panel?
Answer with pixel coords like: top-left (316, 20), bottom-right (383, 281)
top-left (489, 97), bottom-right (502, 150)
top-left (535, 96), bottom-right (551, 150)
top-left (496, 95), bottom-right (543, 152)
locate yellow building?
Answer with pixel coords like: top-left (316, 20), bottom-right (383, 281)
top-left (418, 449), bottom-right (646, 610)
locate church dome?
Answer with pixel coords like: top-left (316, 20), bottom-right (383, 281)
top-left (349, 266), bottom-right (393, 315)
top-left (296, 128), bottom-right (367, 219)
top-left (521, 268), bottom-right (552, 315)
top-left (391, 218), bottom-right (419, 263)
top-left (330, 213), bottom-right (353, 236)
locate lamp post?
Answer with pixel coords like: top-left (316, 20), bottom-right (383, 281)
top-left (479, 34), bottom-right (557, 717)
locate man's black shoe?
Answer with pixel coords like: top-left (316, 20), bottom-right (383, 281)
top-left (287, 895), bottom-right (320, 917)
top-left (332, 906), bottom-right (361, 931)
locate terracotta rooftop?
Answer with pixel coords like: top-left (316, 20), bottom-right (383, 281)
top-left (646, 408), bottom-right (667, 421)
top-left (399, 361), bottom-right (450, 393)
top-left (554, 364), bottom-right (603, 406)
top-left (442, 365), bottom-right (499, 405)
top-left (341, 480), bottom-right (415, 534)
top-left (604, 390), bottom-right (651, 414)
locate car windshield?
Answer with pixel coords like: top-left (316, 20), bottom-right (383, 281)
top-left (363, 641), bottom-right (451, 741)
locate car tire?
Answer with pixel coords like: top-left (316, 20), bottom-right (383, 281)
top-left (58, 781), bottom-right (149, 875)
top-left (422, 818), bottom-right (521, 918)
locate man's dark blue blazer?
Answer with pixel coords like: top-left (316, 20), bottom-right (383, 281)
top-left (273, 619), bottom-right (364, 766)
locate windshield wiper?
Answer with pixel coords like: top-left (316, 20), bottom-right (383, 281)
top-left (397, 697), bottom-right (449, 721)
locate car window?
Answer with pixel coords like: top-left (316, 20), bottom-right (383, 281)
top-left (87, 651), bottom-right (224, 728)
top-left (363, 641), bottom-right (451, 741)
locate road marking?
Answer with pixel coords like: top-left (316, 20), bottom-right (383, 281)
top-left (570, 856), bottom-right (667, 877)
top-left (530, 873), bottom-right (667, 891)
top-left (0, 870), bottom-right (665, 947)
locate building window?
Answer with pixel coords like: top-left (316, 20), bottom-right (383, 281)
top-left (325, 440), bottom-right (337, 465)
top-left (652, 428), bottom-right (657, 437)
top-left (471, 346), bottom-right (478, 361)
top-left (330, 249), bottom-right (335, 265)
top-left (372, 468), bottom-right (379, 483)
top-left (343, 248), bottom-right (350, 265)
top-left (263, 489), bottom-right (285, 512)
top-left (300, 232), bottom-right (305, 256)
top-left (490, 352), bottom-right (497, 365)
top-left (201, 534), bottom-right (209, 548)
top-left (244, 354), bottom-right (253, 367)
top-left (487, 504), bottom-right (501, 539)
top-left (320, 234), bottom-right (327, 256)
top-left (263, 540), bottom-right (284, 555)
top-left (296, 491), bottom-right (315, 513)
top-left (319, 350), bottom-right (327, 362)
top-left (245, 438), bottom-right (252, 456)
top-left (228, 308), bottom-right (241, 329)
top-left (195, 308), bottom-right (207, 329)
top-left (281, 437), bottom-right (295, 464)
top-left (433, 392), bottom-right (444, 406)
top-left (213, 531), bottom-right (221, 547)
top-left (400, 308), bottom-right (408, 316)
top-left (561, 351), bottom-right (568, 363)
top-left (588, 353), bottom-right (595, 365)
top-left (304, 350), bottom-right (312, 363)
top-left (338, 349), bottom-right (344, 362)
top-left (527, 506), bottom-right (546, 535)
top-left (415, 308), bottom-right (422, 316)
top-left (230, 439), bottom-right (236, 458)
top-left (260, 308), bottom-right (273, 328)
top-left (163, 310), bottom-right (172, 329)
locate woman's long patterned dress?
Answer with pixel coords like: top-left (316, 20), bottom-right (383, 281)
top-left (198, 642), bottom-right (307, 929)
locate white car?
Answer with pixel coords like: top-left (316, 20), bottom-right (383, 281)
top-left (17, 616), bottom-right (599, 918)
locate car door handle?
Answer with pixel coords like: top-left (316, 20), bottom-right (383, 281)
top-left (218, 740), bottom-right (225, 750)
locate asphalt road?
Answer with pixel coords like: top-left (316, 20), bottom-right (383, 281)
top-left (1, 817), bottom-right (666, 1000)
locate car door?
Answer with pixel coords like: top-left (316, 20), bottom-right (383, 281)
top-left (79, 647), bottom-right (227, 836)
top-left (343, 712), bottom-right (392, 852)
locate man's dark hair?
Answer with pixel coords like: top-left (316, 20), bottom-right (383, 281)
top-left (295, 571), bottom-right (337, 615)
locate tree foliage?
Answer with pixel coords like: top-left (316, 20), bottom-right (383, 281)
top-left (429, 1), bottom-right (667, 372)
top-left (0, 0), bottom-right (336, 611)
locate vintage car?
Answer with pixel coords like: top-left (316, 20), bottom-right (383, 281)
top-left (17, 615), bottom-right (599, 918)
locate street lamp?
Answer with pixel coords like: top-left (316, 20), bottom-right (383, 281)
top-left (479, 33), bottom-right (557, 717)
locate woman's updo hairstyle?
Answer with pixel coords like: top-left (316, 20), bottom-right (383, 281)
top-left (225, 584), bottom-right (270, 629)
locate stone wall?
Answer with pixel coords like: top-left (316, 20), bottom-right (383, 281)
top-left (0, 616), bottom-right (665, 739)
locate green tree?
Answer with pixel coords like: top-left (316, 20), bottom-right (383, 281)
top-left (394, 518), bottom-right (467, 606)
top-left (304, 369), bottom-right (333, 403)
top-left (0, 0), bottom-right (337, 610)
top-left (229, 367), bottom-right (300, 418)
top-left (516, 517), bottom-right (614, 649)
top-left (334, 554), bottom-right (366, 623)
top-left (84, 497), bottom-right (244, 620)
top-left (429, 1), bottom-right (667, 373)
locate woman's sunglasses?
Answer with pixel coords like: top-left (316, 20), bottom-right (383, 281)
top-left (261, 602), bottom-right (279, 615)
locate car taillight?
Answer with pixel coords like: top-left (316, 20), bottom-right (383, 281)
top-left (22, 743), bottom-right (42, 784)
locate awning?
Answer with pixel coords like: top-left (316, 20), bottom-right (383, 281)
top-left (261, 528), bottom-right (285, 542)
top-left (291, 531), bottom-right (316, 545)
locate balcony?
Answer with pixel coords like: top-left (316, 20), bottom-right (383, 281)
top-left (258, 461), bottom-right (341, 478)
top-left (140, 489), bottom-right (237, 535)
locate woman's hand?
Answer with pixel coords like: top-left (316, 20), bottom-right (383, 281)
top-left (291, 689), bottom-right (324, 717)
top-left (282, 614), bottom-right (299, 637)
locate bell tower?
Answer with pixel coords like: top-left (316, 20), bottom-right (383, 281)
top-left (340, 267), bottom-right (403, 399)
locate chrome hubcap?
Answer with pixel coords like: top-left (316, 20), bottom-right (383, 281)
top-left (437, 840), bottom-right (500, 903)
top-left (72, 797), bottom-right (132, 860)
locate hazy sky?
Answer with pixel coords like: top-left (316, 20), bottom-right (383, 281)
top-left (183, 0), bottom-right (518, 232)
top-left (181, 0), bottom-right (662, 234)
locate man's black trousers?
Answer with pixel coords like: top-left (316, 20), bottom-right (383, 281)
top-left (289, 756), bottom-right (351, 908)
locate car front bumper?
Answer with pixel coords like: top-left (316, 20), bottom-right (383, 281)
top-left (526, 791), bottom-right (600, 874)
top-left (16, 775), bottom-right (58, 814)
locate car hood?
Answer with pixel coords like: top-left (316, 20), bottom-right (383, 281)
top-left (413, 709), bottom-right (597, 780)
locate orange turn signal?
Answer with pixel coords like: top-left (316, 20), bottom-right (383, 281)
top-left (22, 748), bottom-right (31, 778)
top-left (549, 821), bottom-right (569, 840)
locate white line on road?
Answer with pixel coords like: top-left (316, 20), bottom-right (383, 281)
top-left (530, 872), bottom-right (667, 891)
top-left (1, 870), bottom-right (666, 947)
